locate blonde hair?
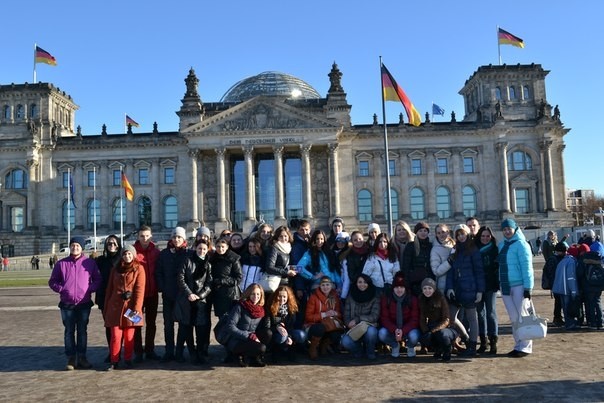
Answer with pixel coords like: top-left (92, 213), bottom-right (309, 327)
top-left (241, 283), bottom-right (265, 306)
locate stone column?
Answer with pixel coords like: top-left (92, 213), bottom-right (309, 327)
top-left (558, 144), bottom-right (567, 211)
top-left (452, 150), bottom-right (462, 216)
top-left (151, 158), bottom-right (161, 228)
top-left (215, 148), bottom-right (227, 221)
top-left (372, 151), bottom-right (384, 218)
top-left (75, 162), bottom-right (85, 229)
top-left (328, 144), bottom-right (341, 218)
top-left (301, 144), bottom-right (313, 219)
top-left (399, 151), bottom-right (410, 219)
top-left (189, 150), bottom-right (199, 226)
top-left (426, 150), bottom-right (437, 220)
top-left (496, 142), bottom-right (511, 212)
top-left (540, 140), bottom-right (555, 211)
top-left (274, 146), bottom-right (285, 221)
top-left (26, 159), bottom-right (38, 229)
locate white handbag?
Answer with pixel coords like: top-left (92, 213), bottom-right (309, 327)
top-left (259, 273), bottom-right (281, 292)
top-left (513, 300), bottom-right (548, 340)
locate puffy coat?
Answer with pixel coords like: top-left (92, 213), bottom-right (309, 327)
top-left (304, 288), bottom-right (343, 327)
top-left (155, 246), bottom-right (190, 300)
top-left (343, 294), bottom-right (380, 327)
top-left (134, 240), bottom-right (160, 298)
top-left (49, 255), bottom-right (102, 308)
top-left (430, 238), bottom-right (454, 292)
top-left (174, 253), bottom-right (212, 326)
top-left (210, 249), bottom-right (242, 317)
top-left (103, 261), bottom-right (145, 327)
top-left (418, 290), bottom-right (450, 333)
top-left (219, 303), bottom-right (268, 350)
top-left (265, 243), bottom-right (291, 285)
top-left (446, 241), bottom-right (485, 305)
top-left (380, 293), bottom-right (420, 337)
top-left (478, 241), bottom-right (500, 292)
top-left (239, 252), bottom-right (264, 293)
top-left (497, 229), bottom-right (534, 295)
top-left (362, 254), bottom-right (400, 289)
top-left (402, 237), bottom-right (433, 296)
top-left (552, 255), bottom-right (579, 297)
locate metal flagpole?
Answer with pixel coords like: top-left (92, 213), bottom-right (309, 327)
top-left (379, 56), bottom-right (394, 237)
top-left (93, 167), bottom-right (97, 252)
top-left (497, 26), bottom-right (502, 65)
top-left (67, 168), bottom-right (71, 247)
top-left (33, 43), bottom-right (37, 84)
top-left (120, 166), bottom-right (124, 246)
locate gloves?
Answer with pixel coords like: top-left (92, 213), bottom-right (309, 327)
top-left (447, 289), bottom-right (455, 300)
top-left (523, 290), bottom-right (531, 300)
top-left (475, 292), bottom-right (482, 303)
top-left (248, 333), bottom-right (259, 342)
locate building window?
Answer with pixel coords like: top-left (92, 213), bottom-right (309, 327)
top-left (357, 189), bottom-right (372, 222)
top-left (437, 158), bottom-right (448, 174)
top-left (164, 196), bottom-right (178, 228)
top-left (231, 157), bottom-right (245, 230)
top-left (112, 198), bottom-right (126, 230)
top-left (509, 86), bottom-right (516, 100)
top-left (164, 167), bottom-right (175, 184)
top-left (255, 156), bottom-right (276, 224)
top-left (410, 187), bottom-right (425, 220)
top-left (522, 85), bottom-right (530, 100)
top-left (462, 186), bottom-right (477, 217)
top-left (508, 151), bottom-right (532, 171)
top-left (384, 189), bottom-right (399, 221)
top-left (87, 199), bottom-right (100, 230)
top-left (284, 157), bottom-right (303, 221)
top-left (16, 104), bottom-right (24, 119)
top-left (62, 172), bottom-right (69, 188)
top-left (358, 160), bottom-right (369, 177)
top-left (411, 159), bottom-right (422, 175)
top-left (495, 87), bottom-right (502, 100)
top-left (4, 169), bottom-right (28, 189)
top-left (62, 201), bottom-right (75, 231)
top-left (463, 157), bottom-right (475, 173)
top-left (138, 196), bottom-right (152, 227)
top-left (436, 186), bottom-right (451, 219)
top-left (113, 170), bottom-right (121, 186)
top-left (389, 159), bottom-right (396, 176)
top-left (10, 207), bottom-right (24, 232)
top-left (3, 105), bottom-right (9, 119)
top-left (30, 104), bottom-right (37, 118)
top-left (138, 168), bottom-right (149, 185)
top-left (515, 189), bottom-right (530, 214)
top-left (87, 170), bottom-right (96, 187)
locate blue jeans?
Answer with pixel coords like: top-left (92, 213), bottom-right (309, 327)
top-left (477, 290), bottom-right (499, 337)
top-left (272, 328), bottom-right (307, 346)
top-left (585, 291), bottom-right (603, 328)
top-left (341, 325), bottom-right (378, 358)
top-left (60, 306), bottom-right (92, 357)
top-left (378, 327), bottom-right (420, 349)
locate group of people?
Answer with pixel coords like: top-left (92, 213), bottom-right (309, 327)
top-left (541, 229), bottom-right (604, 331)
top-left (50, 215), bottom-right (592, 370)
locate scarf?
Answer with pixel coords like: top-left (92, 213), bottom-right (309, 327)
top-left (275, 241), bottom-right (292, 255)
top-left (375, 248), bottom-right (388, 261)
top-left (117, 260), bottom-right (136, 273)
top-left (167, 239), bottom-right (188, 250)
top-left (352, 244), bottom-right (369, 256)
top-left (240, 299), bottom-right (265, 319)
top-left (278, 303), bottom-right (289, 319)
top-left (350, 275), bottom-right (376, 304)
top-left (392, 293), bottom-right (408, 329)
top-left (498, 239), bottom-right (517, 295)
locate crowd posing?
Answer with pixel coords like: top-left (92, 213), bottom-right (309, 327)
top-left (48, 217), bottom-right (604, 370)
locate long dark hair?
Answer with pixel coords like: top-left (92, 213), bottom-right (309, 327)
top-left (309, 229), bottom-right (329, 272)
top-left (475, 226), bottom-right (497, 248)
top-left (372, 233), bottom-right (398, 262)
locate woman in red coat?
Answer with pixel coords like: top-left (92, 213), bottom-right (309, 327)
top-left (104, 244), bottom-right (146, 370)
top-left (304, 276), bottom-right (343, 360)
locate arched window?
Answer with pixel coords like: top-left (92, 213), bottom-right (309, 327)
top-left (4, 169), bottom-right (28, 189)
top-left (462, 186), bottom-right (477, 217)
top-left (87, 199), bottom-right (100, 230)
top-left (62, 200), bottom-right (75, 231)
top-left (495, 87), bottom-right (502, 100)
top-left (357, 189), bottom-right (372, 222)
top-left (384, 188), bottom-right (399, 221)
top-left (509, 86), bottom-right (516, 100)
top-left (522, 86), bottom-right (530, 100)
top-left (30, 104), bottom-right (37, 118)
top-left (16, 104), bottom-right (24, 119)
top-left (112, 198), bottom-right (126, 230)
top-left (164, 196), bottom-right (178, 228)
top-left (138, 196), bottom-right (152, 227)
top-left (507, 151), bottom-right (533, 171)
top-left (436, 186), bottom-right (451, 219)
top-left (410, 187), bottom-right (425, 220)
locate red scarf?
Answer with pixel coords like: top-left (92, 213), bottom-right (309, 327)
top-left (376, 248), bottom-right (388, 260)
top-left (240, 300), bottom-right (265, 319)
top-left (352, 244), bottom-right (368, 255)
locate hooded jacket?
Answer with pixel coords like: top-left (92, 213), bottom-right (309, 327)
top-left (49, 254), bottom-right (102, 308)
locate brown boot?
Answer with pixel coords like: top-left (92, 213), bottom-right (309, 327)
top-left (308, 336), bottom-right (321, 360)
top-left (319, 338), bottom-right (333, 355)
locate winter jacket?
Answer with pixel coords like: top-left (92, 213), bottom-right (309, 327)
top-left (340, 250), bottom-right (369, 299)
top-left (265, 243), bottom-right (291, 286)
top-left (290, 232), bottom-right (309, 265)
top-left (103, 261), bottom-right (145, 327)
top-left (94, 239), bottom-right (122, 311)
top-left (497, 229), bottom-right (534, 295)
top-left (134, 240), bottom-right (160, 298)
top-left (304, 288), bottom-right (343, 327)
top-left (155, 246), bottom-right (190, 300)
top-left (49, 254), bottom-right (102, 308)
top-left (552, 255), bottom-right (579, 297)
top-left (220, 303), bottom-right (268, 350)
top-left (418, 290), bottom-right (450, 333)
top-left (174, 253), bottom-right (212, 326)
top-left (297, 250), bottom-right (338, 289)
top-left (343, 294), bottom-right (380, 327)
top-left (430, 239), bottom-right (454, 292)
top-left (478, 241), bottom-right (500, 292)
top-left (380, 293), bottom-right (420, 337)
top-left (210, 249), bottom-right (242, 317)
top-left (239, 252), bottom-right (264, 293)
top-left (446, 241), bottom-right (485, 305)
top-left (362, 254), bottom-right (400, 289)
top-left (402, 237), bottom-right (433, 296)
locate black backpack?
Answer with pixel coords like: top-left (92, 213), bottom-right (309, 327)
top-left (580, 251), bottom-right (604, 289)
top-left (541, 256), bottom-right (560, 290)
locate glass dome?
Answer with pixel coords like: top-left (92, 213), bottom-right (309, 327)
top-left (220, 71), bottom-right (320, 102)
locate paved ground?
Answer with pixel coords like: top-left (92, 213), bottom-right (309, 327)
top-left (0, 257), bottom-right (603, 402)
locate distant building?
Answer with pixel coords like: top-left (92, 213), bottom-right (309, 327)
top-left (567, 188), bottom-right (595, 226)
top-left (0, 63), bottom-right (574, 255)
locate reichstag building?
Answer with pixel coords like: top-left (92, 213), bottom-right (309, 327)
top-left (0, 62), bottom-right (573, 255)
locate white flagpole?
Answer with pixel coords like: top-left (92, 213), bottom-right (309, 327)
top-left (33, 43), bottom-right (37, 84)
top-left (379, 56), bottom-right (393, 237)
top-left (497, 26), bottom-right (502, 65)
top-left (93, 167), bottom-right (97, 252)
top-left (120, 166), bottom-right (124, 246)
top-left (67, 168), bottom-right (71, 247)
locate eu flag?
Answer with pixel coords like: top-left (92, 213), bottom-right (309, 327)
top-left (432, 103), bottom-right (445, 116)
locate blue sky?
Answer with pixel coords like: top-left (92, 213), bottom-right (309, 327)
top-left (3, 1), bottom-right (603, 195)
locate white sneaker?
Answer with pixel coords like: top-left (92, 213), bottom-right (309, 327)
top-left (391, 345), bottom-right (400, 358)
top-left (407, 346), bottom-right (416, 358)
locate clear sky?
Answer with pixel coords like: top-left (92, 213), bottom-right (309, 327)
top-left (3, 1), bottom-right (603, 195)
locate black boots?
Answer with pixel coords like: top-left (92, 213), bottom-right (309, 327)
top-left (488, 336), bottom-right (498, 355)
top-left (477, 335), bottom-right (488, 354)
top-left (460, 341), bottom-right (478, 357)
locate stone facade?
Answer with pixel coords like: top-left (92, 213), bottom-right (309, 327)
top-left (0, 63), bottom-right (573, 256)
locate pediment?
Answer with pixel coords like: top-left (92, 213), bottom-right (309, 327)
top-left (510, 172), bottom-right (538, 184)
top-left (184, 96), bottom-right (340, 134)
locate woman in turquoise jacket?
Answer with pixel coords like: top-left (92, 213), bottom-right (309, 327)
top-left (498, 218), bottom-right (534, 357)
top-left (297, 230), bottom-right (341, 291)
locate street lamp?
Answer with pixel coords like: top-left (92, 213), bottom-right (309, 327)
top-left (595, 207), bottom-right (604, 241)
